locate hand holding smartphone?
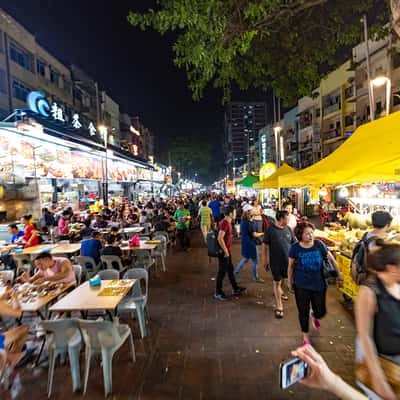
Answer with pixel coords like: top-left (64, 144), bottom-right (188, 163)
top-left (280, 357), bottom-right (308, 390)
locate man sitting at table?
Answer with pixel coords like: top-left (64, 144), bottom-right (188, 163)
top-left (100, 236), bottom-right (131, 268)
top-left (81, 231), bottom-right (103, 266)
top-left (22, 252), bottom-right (76, 285)
top-left (1, 224), bottom-right (24, 270)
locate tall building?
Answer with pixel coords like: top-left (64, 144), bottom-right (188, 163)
top-left (224, 101), bottom-right (267, 174)
top-left (101, 91), bottom-right (120, 146)
top-left (0, 9), bottom-right (74, 119)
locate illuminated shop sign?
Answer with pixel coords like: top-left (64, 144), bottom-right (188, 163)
top-left (27, 91), bottom-right (98, 137)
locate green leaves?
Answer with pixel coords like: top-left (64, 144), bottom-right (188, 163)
top-left (128, 0), bottom-right (389, 104)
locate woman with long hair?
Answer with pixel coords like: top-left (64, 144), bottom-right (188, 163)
top-left (355, 241), bottom-right (400, 400)
top-left (234, 204), bottom-right (264, 283)
top-left (288, 222), bottom-right (341, 345)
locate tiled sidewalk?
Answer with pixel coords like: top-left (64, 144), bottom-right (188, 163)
top-left (4, 232), bottom-right (356, 399)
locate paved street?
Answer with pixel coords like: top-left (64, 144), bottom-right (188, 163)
top-left (5, 232), bottom-right (356, 400)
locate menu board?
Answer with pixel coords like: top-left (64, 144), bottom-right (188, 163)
top-left (0, 131), bottom-right (137, 182)
top-left (108, 160), bottom-right (137, 182)
top-left (138, 168), bottom-right (153, 181)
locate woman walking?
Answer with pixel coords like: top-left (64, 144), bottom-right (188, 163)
top-left (288, 222), bottom-right (341, 345)
top-left (234, 204), bottom-right (264, 283)
top-left (355, 241), bottom-right (400, 400)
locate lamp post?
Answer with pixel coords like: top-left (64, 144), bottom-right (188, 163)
top-left (99, 125), bottom-right (108, 205)
top-left (370, 76), bottom-right (391, 117)
top-left (273, 126), bottom-right (282, 168)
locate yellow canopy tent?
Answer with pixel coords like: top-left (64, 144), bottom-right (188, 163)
top-left (253, 163), bottom-right (296, 189)
top-left (279, 111), bottom-right (400, 188)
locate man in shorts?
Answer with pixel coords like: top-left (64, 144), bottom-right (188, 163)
top-left (263, 210), bottom-right (295, 319)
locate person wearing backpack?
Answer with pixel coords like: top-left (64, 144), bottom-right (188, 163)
top-left (352, 211), bottom-right (393, 285)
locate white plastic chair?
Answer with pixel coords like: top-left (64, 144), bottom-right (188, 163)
top-left (78, 319), bottom-right (135, 396)
top-left (118, 268), bottom-right (149, 338)
top-left (98, 270), bottom-right (120, 280)
top-left (40, 319), bottom-right (82, 398)
top-left (76, 256), bottom-right (99, 280)
top-left (12, 254), bottom-right (32, 277)
top-left (154, 231), bottom-right (169, 245)
top-left (152, 235), bottom-right (167, 272)
top-left (100, 255), bottom-right (124, 272)
top-left (72, 265), bottom-right (82, 286)
top-left (134, 251), bottom-right (155, 271)
top-left (0, 270), bottom-right (14, 284)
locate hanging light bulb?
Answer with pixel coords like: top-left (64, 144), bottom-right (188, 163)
top-left (359, 187), bottom-right (367, 197)
top-left (367, 184), bottom-right (380, 197)
top-left (319, 187), bottom-right (328, 197)
top-left (339, 187), bottom-right (349, 198)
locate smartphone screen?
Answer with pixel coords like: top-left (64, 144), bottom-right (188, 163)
top-left (280, 358), bottom-right (308, 389)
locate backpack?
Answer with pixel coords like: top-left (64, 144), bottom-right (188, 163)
top-left (207, 228), bottom-right (223, 257)
top-left (351, 233), bottom-right (376, 285)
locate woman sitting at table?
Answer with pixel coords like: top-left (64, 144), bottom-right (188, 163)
top-left (107, 227), bottom-right (122, 243)
top-left (20, 215), bottom-right (40, 248)
top-left (22, 253), bottom-right (76, 285)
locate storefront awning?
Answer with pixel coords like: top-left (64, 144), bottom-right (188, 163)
top-left (253, 163), bottom-right (296, 189)
top-left (237, 174), bottom-right (258, 188)
top-left (279, 111), bottom-right (400, 188)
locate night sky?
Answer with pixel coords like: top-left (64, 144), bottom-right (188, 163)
top-left (1, 0), bottom-right (270, 180)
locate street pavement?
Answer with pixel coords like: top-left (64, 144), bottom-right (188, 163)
top-left (4, 231), bottom-right (356, 400)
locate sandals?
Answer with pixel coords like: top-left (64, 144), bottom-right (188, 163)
top-left (274, 309), bottom-right (284, 319)
top-left (281, 294), bottom-right (289, 301)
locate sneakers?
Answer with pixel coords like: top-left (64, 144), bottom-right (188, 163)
top-left (310, 310), bottom-right (321, 330)
top-left (232, 286), bottom-right (246, 296)
top-left (253, 277), bottom-right (265, 283)
top-left (214, 293), bottom-right (228, 301)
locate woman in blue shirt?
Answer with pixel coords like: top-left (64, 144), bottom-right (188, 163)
top-left (234, 205), bottom-right (264, 282)
top-left (288, 222), bottom-right (341, 346)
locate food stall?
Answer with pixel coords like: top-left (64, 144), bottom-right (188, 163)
top-left (279, 111), bottom-right (400, 300)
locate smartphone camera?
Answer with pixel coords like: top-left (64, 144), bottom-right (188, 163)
top-left (280, 357), bottom-right (308, 390)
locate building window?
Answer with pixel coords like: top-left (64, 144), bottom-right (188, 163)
top-left (36, 59), bottom-right (46, 77)
top-left (10, 42), bottom-right (33, 71)
top-left (63, 79), bottom-right (71, 94)
top-left (50, 69), bottom-right (60, 86)
top-left (12, 80), bottom-right (31, 102)
top-left (0, 68), bottom-right (6, 94)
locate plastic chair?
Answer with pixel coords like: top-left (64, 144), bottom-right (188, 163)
top-left (78, 319), bottom-right (135, 396)
top-left (40, 319), bottom-right (82, 398)
top-left (0, 270), bottom-right (14, 284)
top-left (152, 235), bottom-right (167, 272)
top-left (154, 231), bottom-right (169, 245)
top-left (118, 268), bottom-right (149, 338)
top-left (76, 256), bottom-right (99, 280)
top-left (98, 270), bottom-right (120, 280)
top-left (100, 255), bottom-right (124, 272)
top-left (134, 251), bottom-right (155, 271)
top-left (72, 265), bottom-right (82, 285)
top-left (138, 236), bottom-right (150, 241)
top-left (13, 254), bottom-right (32, 277)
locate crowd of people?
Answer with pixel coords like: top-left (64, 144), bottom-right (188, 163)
top-left (0, 192), bottom-right (399, 399)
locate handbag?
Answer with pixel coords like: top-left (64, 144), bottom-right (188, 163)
top-left (315, 240), bottom-right (338, 279)
top-left (355, 356), bottom-right (400, 397)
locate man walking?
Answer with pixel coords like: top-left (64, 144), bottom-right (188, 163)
top-left (215, 207), bottom-right (246, 301)
top-left (198, 200), bottom-right (212, 244)
top-left (208, 195), bottom-right (221, 223)
top-left (174, 201), bottom-right (191, 251)
top-left (263, 210), bottom-right (295, 319)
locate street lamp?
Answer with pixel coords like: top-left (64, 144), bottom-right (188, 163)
top-left (273, 126), bottom-right (282, 168)
top-left (370, 76), bottom-right (391, 117)
top-left (99, 125), bottom-right (108, 205)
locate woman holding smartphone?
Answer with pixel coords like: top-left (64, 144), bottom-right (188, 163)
top-left (355, 241), bottom-right (400, 400)
top-left (288, 222), bottom-right (342, 345)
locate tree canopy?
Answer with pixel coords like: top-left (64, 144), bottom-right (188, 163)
top-left (128, 0), bottom-right (389, 105)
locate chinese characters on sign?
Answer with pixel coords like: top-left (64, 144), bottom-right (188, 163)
top-left (27, 91), bottom-right (98, 138)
